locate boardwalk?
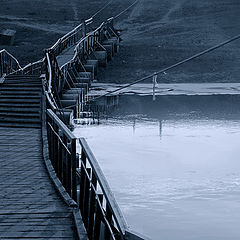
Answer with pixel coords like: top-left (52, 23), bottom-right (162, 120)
top-left (0, 16), bottom-right (146, 240)
top-left (0, 75), bottom-right (77, 239)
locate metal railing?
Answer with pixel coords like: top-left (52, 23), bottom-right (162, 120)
top-left (46, 109), bottom-right (147, 240)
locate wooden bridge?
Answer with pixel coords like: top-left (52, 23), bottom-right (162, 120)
top-left (0, 16), bottom-right (145, 240)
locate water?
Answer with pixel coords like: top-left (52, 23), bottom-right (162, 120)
top-left (74, 116), bottom-right (240, 240)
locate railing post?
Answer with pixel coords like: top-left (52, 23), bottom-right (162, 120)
top-left (105, 203), bottom-right (113, 240)
top-left (66, 142), bottom-right (72, 196)
top-left (83, 168), bottom-right (91, 228)
top-left (88, 173), bottom-right (97, 240)
top-left (62, 135), bottom-right (67, 189)
top-left (71, 138), bottom-right (77, 201)
top-left (58, 130), bottom-right (63, 181)
top-left (80, 149), bottom-right (87, 213)
top-left (94, 194), bottom-right (103, 240)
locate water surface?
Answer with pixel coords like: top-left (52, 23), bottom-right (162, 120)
top-left (74, 116), bottom-right (240, 240)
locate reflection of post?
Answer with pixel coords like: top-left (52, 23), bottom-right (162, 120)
top-left (133, 119), bottom-right (136, 134)
top-left (159, 120), bottom-right (162, 139)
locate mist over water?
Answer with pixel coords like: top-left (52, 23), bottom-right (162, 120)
top-left (74, 97), bottom-right (240, 240)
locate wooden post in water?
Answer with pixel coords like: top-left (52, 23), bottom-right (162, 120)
top-left (153, 73), bottom-right (157, 101)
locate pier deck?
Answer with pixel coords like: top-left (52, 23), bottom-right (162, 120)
top-left (0, 75), bottom-right (77, 239)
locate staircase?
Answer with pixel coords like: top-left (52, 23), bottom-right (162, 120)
top-left (0, 75), bottom-right (42, 128)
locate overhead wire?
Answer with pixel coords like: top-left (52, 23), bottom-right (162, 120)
top-left (89, 33), bottom-right (240, 102)
top-left (90, 0), bottom-right (114, 19)
top-left (114, 0), bottom-right (140, 19)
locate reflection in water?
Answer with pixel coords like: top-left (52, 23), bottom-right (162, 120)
top-left (74, 116), bottom-right (240, 240)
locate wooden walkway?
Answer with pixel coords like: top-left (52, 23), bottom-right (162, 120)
top-left (57, 44), bottom-right (76, 67)
top-left (0, 75), bottom-right (77, 239)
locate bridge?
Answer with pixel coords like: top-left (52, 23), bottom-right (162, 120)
top-left (0, 14), bottom-right (145, 240)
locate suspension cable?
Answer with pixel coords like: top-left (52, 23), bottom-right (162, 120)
top-left (114, 0), bottom-right (139, 19)
top-left (90, 33), bottom-right (240, 102)
top-left (91, 0), bottom-right (113, 19)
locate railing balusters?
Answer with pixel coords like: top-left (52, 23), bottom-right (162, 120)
top-left (58, 130), bottom-right (63, 181)
top-left (71, 138), bottom-right (77, 201)
top-left (88, 173), bottom-right (97, 240)
top-left (83, 168), bottom-right (91, 228)
top-left (66, 142), bottom-right (72, 196)
top-left (62, 135), bottom-right (67, 189)
top-left (94, 194), bottom-right (103, 240)
top-left (80, 150), bottom-right (87, 212)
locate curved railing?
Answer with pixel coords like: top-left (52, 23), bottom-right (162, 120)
top-left (46, 109), bottom-right (147, 240)
top-left (49, 23), bottom-right (85, 56)
top-left (0, 49), bottom-right (22, 77)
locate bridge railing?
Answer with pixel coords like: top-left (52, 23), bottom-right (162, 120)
top-left (46, 109), bottom-right (147, 240)
top-left (46, 109), bottom-right (77, 201)
top-left (78, 137), bottom-right (128, 240)
top-left (49, 23), bottom-right (85, 56)
top-left (0, 49), bottom-right (22, 77)
top-left (61, 17), bottom-right (114, 71)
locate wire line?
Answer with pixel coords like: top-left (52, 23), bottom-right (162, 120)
top-left (90, 33), bottom-right (240, 101)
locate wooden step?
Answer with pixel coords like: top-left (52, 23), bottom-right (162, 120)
top-left (0, 122), bottom-right (41, 128)
top-left (0, 112), bottom-right (40, 118)
top-left (0, 103), bottom-right (40, 107)
top-left (0, 95), bottom-right (41, 99)
top-left (0, 99), bottom-right (41, 103)
top-left (0, 87), bottom-right (41, 91)
top-left (2, 83), bottom-right (42, 87)
top-left (5, 75), bottom-right (40, 79)
top-left (0, 91), bottom-right (41, 95)
top-left (0, 117), bottom-right (41, 123)
top-left (0, 107), bottom-right (40, 113)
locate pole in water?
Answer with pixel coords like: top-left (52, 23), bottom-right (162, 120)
top-left (153, 73), bottom-right (157, 101)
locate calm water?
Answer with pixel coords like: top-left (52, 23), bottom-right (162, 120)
top-left (74, 116), bottom-right (240, 240)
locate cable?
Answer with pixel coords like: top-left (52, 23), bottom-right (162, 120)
top-left (114, 0), bottom-right (139, 19)
top-left (90, 33), bottom-right (240, 102)
top-left (91, 0), bottom-right (113, 19)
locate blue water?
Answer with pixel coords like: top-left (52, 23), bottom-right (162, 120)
top-left (74, 116), bottom-right (240, 240)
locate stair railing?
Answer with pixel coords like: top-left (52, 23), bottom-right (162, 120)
top-left (0, 49), bottom-right (22, 77)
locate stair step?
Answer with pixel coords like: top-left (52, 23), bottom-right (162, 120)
top-left (2, 83), bottom-right (42, 87)
top-left (0, 102), bottom-right (40, 107)
top-left (0, 91), bottom-right (41, 95)
top-left (59, 100), bottom-right (77, 108)
top-left (5, 75), bottom-right (40, 79)
top-left (3, 79), bottom-right (41, 83)
top-left (0, 87), bottom-right (41, 91)
top-left (64, 88), bottom-right (86, 95)
top-left (0, 112), bottom-right (40, 118)
top-left (0, 122), bottom-right (41, 128)
top-left (61, 94), bottom-right (79, 100)
top-left (0, 95), bottom-right (41, 99)
top-left (0, 98), bottom-right (41, 103)
top-left (0, 117), bottom-right (41, 123)
top-left (0, 107), bottom-right (40, 113)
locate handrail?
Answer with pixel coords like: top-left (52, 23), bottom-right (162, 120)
top-left (46, 109), bottom-right (146, 239)
top-left (60, 21), bottom-right (106, 71)
top-left (47, 109), bottom-right (75, 140)
top-left (0, 49), bottom-right (22, 77)
top-left (49, 22), bottom-right (85, 56)
top-left (79, 137), bottom-right (128, 235)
